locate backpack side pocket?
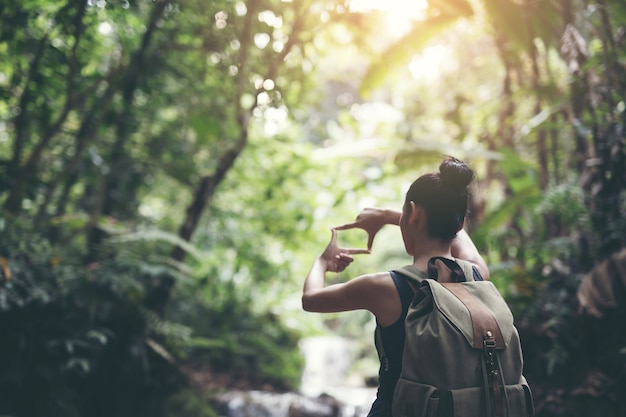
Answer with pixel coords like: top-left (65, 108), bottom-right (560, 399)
top-left (444, 384), bottom-right (532, 417)
top-left (392, 378), bottom-right (439, 417)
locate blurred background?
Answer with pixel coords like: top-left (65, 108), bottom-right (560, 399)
top-left (1, 0), bottom-right (625, 416)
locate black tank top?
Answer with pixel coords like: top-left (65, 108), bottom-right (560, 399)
top-left (367, 271), bottom-right (415, 417)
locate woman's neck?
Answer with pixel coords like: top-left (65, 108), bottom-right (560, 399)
top-left (411, 238), bottom-right (453, 272)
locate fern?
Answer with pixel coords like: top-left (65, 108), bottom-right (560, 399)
top-left (109, 229), bottom-right (204, 261)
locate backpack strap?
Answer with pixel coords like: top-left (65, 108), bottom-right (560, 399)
top-left (427, 257), bottom-right (477, 283)
top-left (455, 258), bottom-right (479, 282)
top-left (427, 257), bottom-right (467, 282)
top-left (391, 264), bottom-right (429, 286)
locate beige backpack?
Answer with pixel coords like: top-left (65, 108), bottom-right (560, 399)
top-left (391, 257), bottom-right (534, 417)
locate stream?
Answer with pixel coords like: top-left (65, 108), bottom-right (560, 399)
top-left (212, 335), bottom-right (377, 417)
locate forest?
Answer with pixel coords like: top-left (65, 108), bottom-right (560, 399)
top-left (0, 0), bottom-right (625, 416)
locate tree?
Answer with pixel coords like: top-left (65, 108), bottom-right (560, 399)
top-left (0, 1), bottom-right (334, 414)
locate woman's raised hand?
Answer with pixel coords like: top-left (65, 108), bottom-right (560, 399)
top-left (334, 208), bottom-right (399, 250)
top-left (320, 229), bottom-right (370, 273)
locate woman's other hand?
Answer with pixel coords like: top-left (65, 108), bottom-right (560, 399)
top-left (320, 228), bottom-right (370, 273)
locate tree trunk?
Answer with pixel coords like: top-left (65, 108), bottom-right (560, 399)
top-left (3, 34), bottom-right (49, 213)
top-left (4, 1), bottom-right (84, 214)
top-left (144, 130), bottom-right (249, 313)
top-left (83, 0), bottom-right (167, 259)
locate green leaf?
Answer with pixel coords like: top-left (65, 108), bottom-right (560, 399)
top-left (190, 112), bottom-right (221, 144)
top-left (483, 0), bottom-right (530, 49)
top-left (482, 0), bottom-right (562, 51)
top-left (500, 149), bottom-right (539, 194)
top-left (473, 187), bottom-right (543, 245)
top-left (529, 0), bottom-right (562, 47)
top-left (109, 229), bottom-right (204, 261)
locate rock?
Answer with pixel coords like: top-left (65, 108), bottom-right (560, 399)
top-left (212, 390), bottom-right (347, 417)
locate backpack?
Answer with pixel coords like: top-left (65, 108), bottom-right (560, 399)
top-left (390, 257), bottom-right (534, 417)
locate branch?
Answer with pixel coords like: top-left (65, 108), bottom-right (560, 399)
top-left (170, 130), bottom-right (249, 262)
top-left (9, 33), bottom-right (48, 170)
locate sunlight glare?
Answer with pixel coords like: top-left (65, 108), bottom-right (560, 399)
top-left (98, 22), bottom-right (113, 36)
top-left (349, 0), bottom-right (428, 37)
top-left (409, 44), bottom-right (454, 82)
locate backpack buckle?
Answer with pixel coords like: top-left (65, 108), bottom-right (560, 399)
top-left (483, 330), bottom-right (503, 417)
top-left (483, 330), bottom-right (497, 372)
top-left (483, 330), bottom-right (496, 349)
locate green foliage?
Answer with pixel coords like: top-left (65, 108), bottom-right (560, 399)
top-left (2, 0), bottom-right (626, 416)
top-left (168, 280), bottom-right (305, 391)
top-left (0, 217), bottom-right (186, 417)
top-left (1, 0), bottom-right (331, 408)
top-left (100, 217), bottom-right (307, 391)
top-left (478, 153), bottom-right (591, 272)
top-left (0, 213), bottom-right (306, 415)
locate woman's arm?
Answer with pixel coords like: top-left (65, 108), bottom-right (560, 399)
top-left (302, 224), bottom-right (404, 326)
top-left (302, 268), bottom-right (392, 314)
top-left (451, 229), bottom-right (490, 280)
top-left (302, 256), bottom-right (401, 325)
top-left (302, 229), bottom-right (370, 312)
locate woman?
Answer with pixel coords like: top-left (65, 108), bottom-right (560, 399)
top-left (302, 157), bottom-right (489, 417)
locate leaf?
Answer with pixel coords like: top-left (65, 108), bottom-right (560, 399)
top-left (529, 0), bottom-right (563, 47)
top-left (190, 112), bottom-right (221, 144)
top-left (394, 147), bottom-right (449, 170)
top-left (66, 358), bottom-right (91, 373)
top-left (146, 337), bottom-right (176, 364)
top-left (499, 149), bottom-right (539, 194)
top-left (109, 229), bottom-right (205, 261)
top-left (473, 187), bottom-right (542, 244)
top-left (515, 101), bottom-right (567, 141)
top-left (0, 256), bottom-right (11, 280)
top-left (482, 0), bottom-right (530, 50)
top-left (471, 151), bottom-right (542, 245)
top-left (184, 337), bottom-right (229, 349)
top-left (483, 0), bottom-right (562, 52)
top-left (393, 141), bottom-right (502, 172)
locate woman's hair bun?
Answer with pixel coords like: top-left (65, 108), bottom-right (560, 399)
top-left (439, 156), bottom-right (473, 191)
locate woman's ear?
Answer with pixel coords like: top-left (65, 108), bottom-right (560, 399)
top-left (408, 201), bottom-right (420, 223)
top-left (456, 217), bottom-right (466, 233)
top-left (410, 203), bottom-right (429, 233)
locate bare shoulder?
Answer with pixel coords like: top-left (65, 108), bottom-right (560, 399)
top-left (342, 271), bottom-right (397, 304)
top-left (352, 271), bottom-right (399, 306)
top-left (352, 271), bottom-right (395, 290)
top-left (356, 271), bottom-right (403, 326)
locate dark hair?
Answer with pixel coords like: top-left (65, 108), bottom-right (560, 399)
top-left (404, 156), bottom-right (474, 240)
